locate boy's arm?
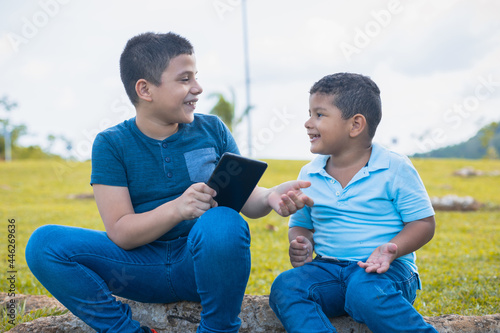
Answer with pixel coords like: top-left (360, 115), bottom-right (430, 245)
top-left (288, 226), bottom-right (314, 267)
top-left (93, 183), bottom-right (217, 250)
top-left (240, 180), bottom-right (314, 218)
top-left (358, 215), bottom-right (436, 273)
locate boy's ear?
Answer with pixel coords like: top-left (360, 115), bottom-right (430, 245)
top-left (135, 79), bottom-right (153, 102)
top-left (349, 114), bottom-right (367, 138)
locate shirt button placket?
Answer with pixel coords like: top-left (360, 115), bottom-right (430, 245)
top-left (162, 142), bottom-right (173, 181)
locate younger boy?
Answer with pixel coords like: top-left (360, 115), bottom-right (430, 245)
top-left (26, 32), bottom-right (312, 333)
top-left (269, 73), bottom-right (438, 333)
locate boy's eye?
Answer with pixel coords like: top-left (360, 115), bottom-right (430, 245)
top-left (317, 113), bottom-right (323, 118)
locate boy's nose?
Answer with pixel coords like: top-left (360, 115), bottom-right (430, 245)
top-left (304, 117), bottom-right (312, 128)
top-left (192, 81), bottom-right (203, 95)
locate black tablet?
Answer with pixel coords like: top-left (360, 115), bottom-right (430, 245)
top-left (206, 152), bottom-right (268, 212)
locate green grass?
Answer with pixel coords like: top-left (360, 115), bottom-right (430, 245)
top-left (0, 158), bottom-right (499, 327)
top-left (1, 300), bottom-right (68, 332)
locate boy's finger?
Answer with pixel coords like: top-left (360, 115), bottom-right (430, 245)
top-left (282, 194), bottom-right (299, 213)
top-left (195, 192), bottom-right (216, 204)
top-left (294, 236), bottom-right (309, 245)
top-left (290, 242), bottom-right (305, 251)
top-left (290, 246), bottom-right (308, 254)
top-left (285, 192), bottom-right (302, 209)
top-left (195, 182), bottom-right (217, 196)
top-left (278, 202), bottom-right (289, 216)
top-left (287, 191), bottom-right (314, 208)
top-left (296, 180), bottom-right (311, 189)
top-left (302, 195), bottom-right (314, 207)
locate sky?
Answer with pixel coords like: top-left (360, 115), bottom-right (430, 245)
top-left (1, 0), bottom-right (499, 161)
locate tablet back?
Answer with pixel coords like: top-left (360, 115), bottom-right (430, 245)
top-left (206, 152), bottom-right (268, 213)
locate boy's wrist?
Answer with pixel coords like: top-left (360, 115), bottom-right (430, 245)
top-left (162, 198), bottom-right (185, 225)
top-left (265, 186), bottom-right (278, 208)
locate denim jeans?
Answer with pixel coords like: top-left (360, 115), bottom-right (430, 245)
top-left (269, 257), bottom-right (437, 333)
top-left (26, 207), bottom-right (251, 333)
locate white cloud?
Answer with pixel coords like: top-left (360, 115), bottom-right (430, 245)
top-left (21, 59), bottom-right (51, 79)
top-left (1, 0), bottom-right (499, 160)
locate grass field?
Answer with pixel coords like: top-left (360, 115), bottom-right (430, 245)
top-left (1, 157), bottom-right (499, 329)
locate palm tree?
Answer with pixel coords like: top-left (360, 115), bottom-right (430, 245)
top-left (209, 89), bottom-right (252, 133)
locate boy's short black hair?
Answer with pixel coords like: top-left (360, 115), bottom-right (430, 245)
top-left (120, 32), bottom-right (194, 105)
top-left (310, 73), bottom-right (382, 138)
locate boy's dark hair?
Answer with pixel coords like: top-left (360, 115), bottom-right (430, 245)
top-left (309, 73), bottom-right (382, 138)
top-left (120, 32), bottom-right (194, 105)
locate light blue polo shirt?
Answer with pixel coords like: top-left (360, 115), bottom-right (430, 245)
top-left (289, 143), bottom-right (434, 272)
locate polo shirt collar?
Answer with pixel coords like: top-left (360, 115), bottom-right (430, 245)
top-left (307, 143), bottom-right (390, 176)
top-left (366, 143), bottom-right (390, 172)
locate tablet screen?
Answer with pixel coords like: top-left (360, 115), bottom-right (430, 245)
top-left (206, 152), bottom-right (268, 212)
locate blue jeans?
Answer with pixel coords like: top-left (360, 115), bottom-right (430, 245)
top-left (269, 257), bottom-right (437, 333)
top-left (26, 207), bottom-right (251, 333)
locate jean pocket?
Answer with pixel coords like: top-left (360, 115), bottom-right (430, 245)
top-left (184, 148), bottom-right (217, 182)
top-left (389, 261), bottom-right (419, 304)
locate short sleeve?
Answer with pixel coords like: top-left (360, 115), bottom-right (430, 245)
top-left (219, 119), bottom-right (240, 155)
top-left (391, 157), bottom-right (435, 222)
top-left (289, 205), bottom-right (313, 229)
top-left (90, 133), bottom-right (128, 186)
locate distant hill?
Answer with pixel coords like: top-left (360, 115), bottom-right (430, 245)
top-left (412, 122), bottom-right (500, 159)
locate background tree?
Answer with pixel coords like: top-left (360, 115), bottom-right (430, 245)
top-left (480, 122), bottom-right (499, 159)
top-left (0, 120), bottom-right (56, 160)
top-left (0, 95), bottom-right (63, 160)
top-left (412, 121), bottom-right (500, 159)
top-left (0, 119), bottom-right (28, 160)
top-left (0, 120), bottom-right (27, 153)
top-left (208, 89), bottom-right (250, 133)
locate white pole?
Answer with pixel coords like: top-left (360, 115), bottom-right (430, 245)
top-left (0, 97), bottom-right (17, 162)
top-left (242, 0), bottom-right (252, 157)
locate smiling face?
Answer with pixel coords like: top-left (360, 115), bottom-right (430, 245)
top-left (305, 93), bottom-right (352, 156)
top-left (148, 53), bottom-right (203, 125)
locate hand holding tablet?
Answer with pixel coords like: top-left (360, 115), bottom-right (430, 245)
top-left (206, 152), bottom-right (268, 213)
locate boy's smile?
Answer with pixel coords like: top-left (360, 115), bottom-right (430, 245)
top-left (308, 133), bottom-right (320, 143)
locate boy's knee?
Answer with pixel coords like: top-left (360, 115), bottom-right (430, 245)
top-left (269, 273), bottom-right (287, 307)
top-left (200, 206), bottom-right (244, 227)
top-left (194, 207), bottom-right (249, 242)
top-left (26, 225), bottom-right (61, 269)
top-left (270, 270), bottom-right (301, 305)
top-left (27, 225), bottom-right (59, 250)
top-left (189, 207), bottom-right (250, 255)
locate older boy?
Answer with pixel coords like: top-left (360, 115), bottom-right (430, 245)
top-left (269, 73), bottom-right (438, 332)
top-left (26, 32), bottom-right (312, 333)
